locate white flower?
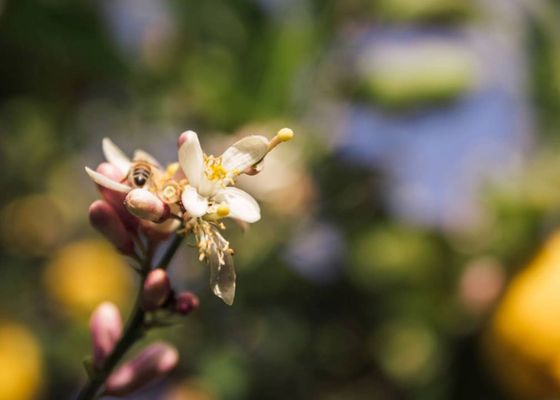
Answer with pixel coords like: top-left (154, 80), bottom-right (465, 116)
top-left (178, 131), bottom-right (268, 223)
top-left (85, 130), bottom-right (294, 306)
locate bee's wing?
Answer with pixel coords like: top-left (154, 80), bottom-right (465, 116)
top-left (208, 246), bottom-right (236, 306)
top-left (133, 149), bottom-right (162, 169)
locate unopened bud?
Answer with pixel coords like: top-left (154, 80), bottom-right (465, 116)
top-left (89, 200), bottom-right (135, 255)
top-left (89, 302), bottom-right (123, 368)
top-left (174, 292), bottom-right (199, 315)
top-left (96, 163), bottom-right (139, 232)
top-left (142, 269), bottom-right (172, 311)
top-left (105, 342), bottom-right (179, 397)
top-left (125, 189), bottom-right (170, 223)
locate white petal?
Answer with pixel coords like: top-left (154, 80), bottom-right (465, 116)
top-left (214, 187), bottom-right (261, 223)
top-left (198, 175), bottom-right (221, 198)
top-left (102, 138), bottom-right (132, 176)
top-left (85, 167), bottom-right (131, 193)
top-left (181, 186), bottom-right (208, 218)
top-left (133, 149), bottom-right (162, 169)
top-left (178, 131), bottom-right (204, 188)
top-left (221, 135), bottom-right (269, 174)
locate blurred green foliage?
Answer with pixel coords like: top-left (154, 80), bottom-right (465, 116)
top-left (376, 0), bottom-right (472, 24)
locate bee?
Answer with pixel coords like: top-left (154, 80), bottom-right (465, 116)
top-left (128, 161), bottom-right (153, 188)
top-left (126, 155), bottom-right (184, 209)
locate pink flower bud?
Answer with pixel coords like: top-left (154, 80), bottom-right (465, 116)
top-left (89, 200), bottom-right (135, 255)
top-left (96, 163), bottom-right (139, 232)
top-left (124, 189), bottom-right (170, 223)
top-left (89, 302), bottom-right (123, 368)
top-left (174, 292), bottom-right (199, 315)
top-left (141, 269), bottom-right (172, 311)
top-left (105, 342), bottom-right (179, 397)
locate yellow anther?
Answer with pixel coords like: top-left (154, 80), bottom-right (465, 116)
top-left (205, 156), bottom-right (228, 181)
top-left (267, 127), bottom-right (295, 153)
top-left (166, 162), bottom-right (180, 178)
top-left (217, 203), bottom-right (230, 217)
top-left (277, 128), bottom-right (294, 142)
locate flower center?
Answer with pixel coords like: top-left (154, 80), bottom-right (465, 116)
top-left (204, 156), bottom-right (228, 182)
top-left (160, 181), bottom-right (182, 204)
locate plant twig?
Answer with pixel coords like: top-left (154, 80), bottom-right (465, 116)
top-left (75, 234), bottom-right (184, 400)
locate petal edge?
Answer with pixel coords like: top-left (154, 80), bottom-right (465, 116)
top-left (86, 167), bottom-right (132, 193)
top-left (214, 187), bottom-right (261, 223)
top-left (178, 131), bottom-right (204, 188)
top-left (102, 138), bottom-right (132, 176)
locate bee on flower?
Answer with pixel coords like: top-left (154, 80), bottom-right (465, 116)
top-left (86, 138), bottom-right (163, 193)
top-left (85, 128), bottom-right (294, 305)
top-left (85, 139), bottom-right (184, 223)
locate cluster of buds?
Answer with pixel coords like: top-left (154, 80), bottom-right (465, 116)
top-left (89, 302), bottom-right (181, 396)
top-left (85, 128), bottom-right (294, 305)
top-left (86, 272), bottom-right (199, 397)
top-left (141, 269), bottom-right (199, 315)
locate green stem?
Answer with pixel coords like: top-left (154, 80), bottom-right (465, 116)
top-left (75, 234), bottom-right (184, 400)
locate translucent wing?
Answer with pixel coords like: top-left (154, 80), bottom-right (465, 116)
top-left (133, 149), bottom-right (162, 169)
top-left (208, 248), bottom-right (236, 306)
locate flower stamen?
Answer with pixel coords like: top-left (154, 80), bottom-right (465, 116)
top-left (267, 128), bottom-right (295, 153)
top-left (192, 220), bottom-right (233, 267)
top-left (217, 203), bottom-right (230, 217)
top-left (204, 156), bottom-right (229, 182)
